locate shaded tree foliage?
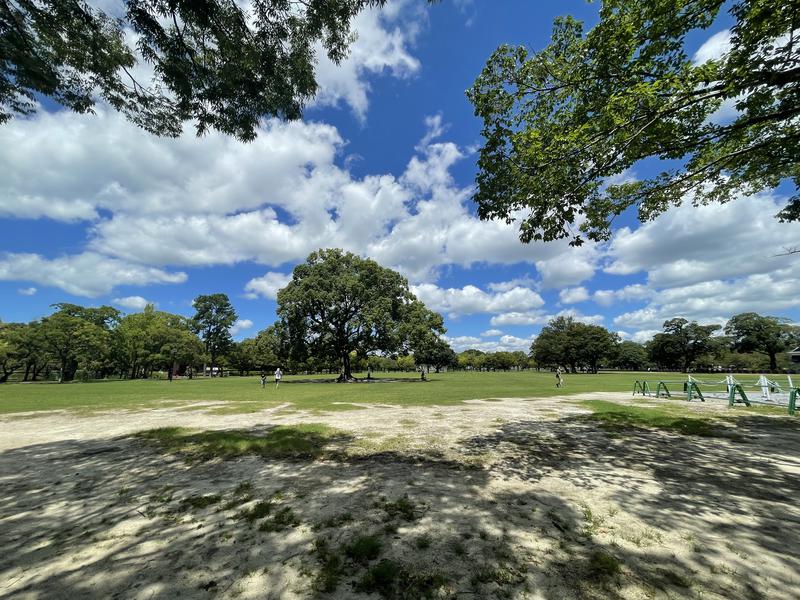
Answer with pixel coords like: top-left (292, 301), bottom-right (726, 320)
top-left (468, 0), bottom-right (799, 245)
top-left (1, 0), bottom-right (436, 140)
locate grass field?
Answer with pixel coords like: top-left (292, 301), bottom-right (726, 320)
top-left (0, 370), bottom-right (786, 415)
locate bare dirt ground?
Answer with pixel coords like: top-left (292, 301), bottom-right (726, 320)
top-left (1, 393), bottom-right (799, 599)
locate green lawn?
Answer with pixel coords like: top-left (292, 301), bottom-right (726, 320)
top-left (0, 370), bottom-right (784, 415)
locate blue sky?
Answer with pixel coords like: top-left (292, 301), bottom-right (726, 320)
top-left (1, 0), bottom-right (798, 351)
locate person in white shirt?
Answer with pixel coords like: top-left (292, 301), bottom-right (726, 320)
top-left (274, 367), bottom-right (283, 388)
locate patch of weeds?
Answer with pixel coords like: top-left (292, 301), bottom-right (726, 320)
top-left (656, 568), bottom-right (692, 588)
top-left (623, 527), bottom-right (663, 548)
top-left (581, 504), bottom-right (607, 536)
top-left (415, 534), bottom-right (432, 550)
top-left (399, 419), bottom-right (418, 428)
top-left (382, 495), bottom-right (418, 521)
top-left (312, 537), bottom-right (345, 593)
top-left (383, 521), bottom-right (399, 535)
top-left (357, 560), bottom-right (449, 599)
top-left (150, 485), bottom-right (174, 504)
top-left (258, 506), bottom-right (300, 532)
top-left (451, 539), bottom-right (466, 557)
top-left (117, 486), bottom-right (132, 497)
top-left (470, 564), bottom-right (525, 587)
top-left (180, 494), bottom-right (222, 511)
top-left (238, 500), bottom-right (273, 522)
top-left (588, 551), bottom-right (621, 579)
top-left (314, 511), bottom-right (354, 531)
top-left (233, 481), bottom-right (252, 496)
top-left (579, 400), bottom-right (740, 439)
top-left (134, 424), bottom-right (344, 461)
top-left (344, 534), bottom-right (383, 563)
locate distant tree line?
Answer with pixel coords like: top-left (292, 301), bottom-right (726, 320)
top-left (0, 250), bottom-right (454, 383)
top-left (525, 313), bottom-right (799, 374)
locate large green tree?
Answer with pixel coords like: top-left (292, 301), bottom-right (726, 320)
top-left (38, 305), bottom-right (115, 381)
top-left (1, 0), bottom-right (435, 140)
top-left (276, 248), bottom-right (445, 381)
top-left (414, 337), bottom-right (457, 373)
top-left (191, 293), bottom-right (237, 369)
top-left (724, 312), bottom-right (796, 371)
top-left (468, 0), bottom-right (799, 245)
top-left (647, 317), bottom-right (722, 371)
top-left (531, 316), bottom-right (618, 373)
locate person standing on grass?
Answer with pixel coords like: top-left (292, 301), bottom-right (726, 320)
top-left (274, 367), bottom-right (283, 388)
top-left (167, 367), bottom-right (173, 383)
top-left (260, 371), bottom-right (267, 389)
top-left (555, 367), bottom-right (564, 389)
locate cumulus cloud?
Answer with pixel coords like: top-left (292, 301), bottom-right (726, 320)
top-left (693, 29), bottom-right (732, 64)
top-left (480, 329), bottom-right (503, 337)
top-left (112, 296), bottom-right (154, 311)
top-left (244, 272), bottom-right (293, 300)
top-left (0, 107), bottom-right (606, 297)
top-left (17, 287), bottom-right (37, 296)
top-left (312, 1), bottom-right (423, 120)
top-left (559, 286), bottom-right (589, 304)
top-left (412, 283), bottom-right (544, 318)
top-left (0, 252), bottom-right (186, 297)
top-left (491, 309), bottom-right (604, 328)
top-left (592, 284), bottom-right (653, 307)
top-left (603, 191), bottom-right (800, 333)
top-left (445, 334), bottom-right (535, 353)
top-left (230, 319), bottom-right (254, 336)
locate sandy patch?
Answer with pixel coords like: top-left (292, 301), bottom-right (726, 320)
top-left (1, 393), bottom-right (799, 599)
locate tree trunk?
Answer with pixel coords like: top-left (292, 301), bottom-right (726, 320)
top-left (338, 352), bottom-right (353, 382)
top-left (769, 352), bottom-right (777, 372)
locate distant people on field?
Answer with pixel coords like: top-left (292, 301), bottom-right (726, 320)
top-left (274, 367), bottom-right (283, 388)
top-left (167, 367), bottom-right (173, 382)
top-left (260, 371), bottom-right (267, 388)
top-left (555, 367), bottom-right (564, 389)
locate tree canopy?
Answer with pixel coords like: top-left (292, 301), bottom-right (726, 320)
top-left (647, 317), bottom-right (722, 372)
top-left (725, 312), bottom-right (797, 371)
top-left (530, 316), bottom-right (618, 373)
top-left (1, 0), bottom-right (435, 140)
top-left (276, 248), bottom-right (445, 380)
top-left (468, 0), bottom-right (799, 245)
top-left (191, 293), bottom-right (237, 368)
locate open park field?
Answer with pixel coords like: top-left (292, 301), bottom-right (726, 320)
top-left (1, 372), bottom-right (799, 599)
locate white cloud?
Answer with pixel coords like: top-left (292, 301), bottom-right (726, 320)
top-left (312, 1), bottom-right (422, 120)
top-left (480, 329), bottom-right (503, 337)
top-left (491, 309), bottom-right (605, 328)
top-left (592, 284), bottom-right (653, 307)
top-left (244, 272), bottom-right (293, 300)
top-left (412, 283), bottom-right (544, 318)
top-left (559, 286), bottom-right (589, 304)
top-left (112, 296), bottom-right (154, 311)
top-left (230, 319), bottom-right (254, 336)
top-left (0, 109), bottom-right (602, 296)
top-left (603, 190), bottom-right (800, 334)
top-left (693, 29), bottom-right (732, 64)
top-left (0, 252), bottom-right (186, 298)
top-left (17, 287), bottom-right (37, 296)
top-left (487, 276), bottom-right (537, 292)
top-left (445, 333), bottom-right (535, 353)
top-left (605, 191), bottom-right (798, 287)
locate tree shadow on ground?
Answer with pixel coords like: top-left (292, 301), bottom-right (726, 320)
top-left (1, 414), bottom-right (799, 599)
top-left (462, 412), bottom-right (800, 598)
